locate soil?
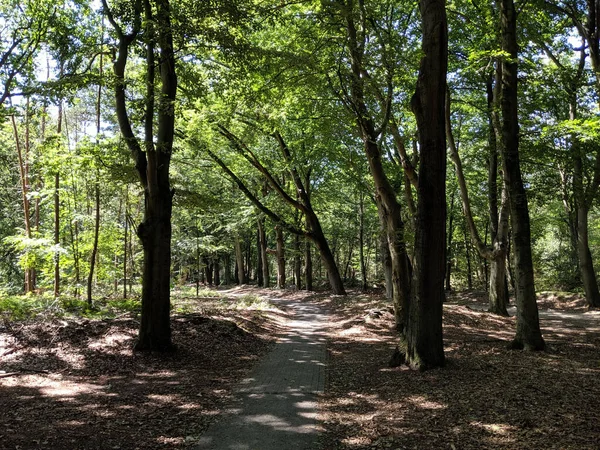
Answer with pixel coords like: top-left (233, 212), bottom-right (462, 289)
top-left (2, 287), bottom-right (599, 449)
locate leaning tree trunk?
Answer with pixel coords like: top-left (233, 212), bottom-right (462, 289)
top-left (499, 0), bottom-right (544, 350)
top-left (406, 0), bottom-right (448, 370)
top-left (341, 3), bottom-right (409, 323)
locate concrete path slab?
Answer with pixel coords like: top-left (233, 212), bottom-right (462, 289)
top-left (195, 297), bottom-right (329, 450)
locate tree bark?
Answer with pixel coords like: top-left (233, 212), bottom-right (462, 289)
top-left (256, 226), bottom-right (263, 287)
top-left (86, 174), bottom-right (101, 306)
top-left (341, 3), bottom-right (410, 327)
top-left (294, 233), bottom-right (302, 289)
top-left (235, 234), bottom-right (246, 284)
top-left (276, 226), bottom-right (285, 288)
top-left (103, 0), bottom-right (177, 351)
top-left (499, 0), bottom-right (544, 350)
top-left (445, 188), bottom-right (455, 291)
top-left (214, 257), bottom-right (220, 286)
top-left (258, 217), bottom-right (270, 287)
top-left (224, 253), bottom-right (231, 285)
top-left (359, 192), bottom-right (368, 291)
top-left (447, 84), bottom-right (509, 314)
top-left (304, 233), bottom-right (313, 291)
top-left (406, 0), bottom-right (447, 370)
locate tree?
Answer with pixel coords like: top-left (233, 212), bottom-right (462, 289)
top-left (499, 0), bottom-right (544, 350)
top-left (102, 0), bottom-right (177, 351)
top-left (405, 0), bottom-right (448, 370)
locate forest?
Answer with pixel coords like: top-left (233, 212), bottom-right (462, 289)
top-left (1, 0), bottom-right (600, 449)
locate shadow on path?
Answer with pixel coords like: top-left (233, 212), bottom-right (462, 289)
top-left (196, 297), bottom-right (329, 450)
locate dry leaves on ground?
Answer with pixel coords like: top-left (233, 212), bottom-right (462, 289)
top-left (0, 288), bottom-right (288, 450)
top-left (318, 290), bottom-right (600, 450)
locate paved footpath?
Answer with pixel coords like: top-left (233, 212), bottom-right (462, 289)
top-left (196, 297), bottom-right (329, 450)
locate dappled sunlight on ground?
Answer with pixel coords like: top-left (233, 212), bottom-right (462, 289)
top-left (319, 289), bottom-right (600, 449)
top-left (0, 288), bottom-right (288, 449)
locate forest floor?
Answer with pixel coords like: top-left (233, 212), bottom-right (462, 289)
top-left (1, 286), bottom-right (599, 449)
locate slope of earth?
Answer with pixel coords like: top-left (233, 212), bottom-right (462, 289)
top-left (0, 287), bottom-right (289, 449)
top-left (318, 290), bottom-right (600, 450)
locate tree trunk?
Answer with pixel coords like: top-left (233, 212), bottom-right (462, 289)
top-left (343, 243), bottom-right (354, 280)
top-left (53, 172), bottom-right (60, 298)
top-left (256, 226), bottom-right (263, 287)
top-left (499, 0), bottom-right (544, 350)
top-left (86, 174), bottom-right (101, 306)
top-left (276, 226), bottom-right (285, 288)
top-left (570, 85), bottom-right (600, 306)
top-left (339, 3), bottom-right (409, 320)
top-left (204, 257), bottom-right (213, 285)
top-left (258, 217), bottom-right (270, 287)
top-left (214, 257), bottom-right (220, 287)
top-left (359, 192), bottom-right (368, 291)
top-left (294, 233), bottom-right (302, 289)
top-left (123, 197), bottom-right (128, 299)
top-left (445, 188), bottom-right (455, 291)
top-left (304, 235), bottom-right (313, 291)
top-left (406, 0), bottom-right (448, 370)
top-left (224, 253), bottom-right (231, 285)
top-left (463, 219), bottom-right (473, 289)
top-left (380, 227), bottom-right (393, 299)
top-left (104, 0), bottom-right (177, 351)
top-left (235, 234), bottom-right (246, 284)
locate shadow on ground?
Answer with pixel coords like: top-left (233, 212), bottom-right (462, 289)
top-left (317, 291), bottom-right (600, 449)
top-left (0, 294), bottom-right (286, 449)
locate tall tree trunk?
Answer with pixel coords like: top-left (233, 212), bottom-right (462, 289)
top-left (258, 217), bottom-right (270, 287)
top-left (462, 219), bottom-right (473, 289)
top-left (574, 158), bottom-right (600, 306)
top-left (499, 0), bottom-right (544, 350)
top-left (294, 233), bottom-right (302, 289)
top-left (235, 234), bottom-right (246, 284)
top-left (54, 174), bottom-right (60, 298)
top-left (256, 226), bottom-right (263, 287)
top-left (204, 257), bottom-right (213, 285)
top-left (570, 85), bottom-right (600, 306)
top-left (87, 174), bottom-right (101, 306)
top-left (53, 99), bottom-right (63, 299)
top-left (103, 0), bottom-right (177, 351)
top-left (445, 188), bottom-right (455, 291)
top-left (214, 257), bottom-right (220, 287)
top-left (406, 0), bottom-right (448, 370)
top-left (123, 192), bottom-right (128, 299)
top-left (11, 110), bottom-right (35, 293)
top-left (341, 3), bottom-right (410, 326)
top-left (224, 253), bottom-right (231, 285)
top-left (447, 81), bottom-right (509, 314)
top-left (304, 234), bottom-right (313, 291)
top-left (276, 226), bottom-right (285, 288)
top-left (359, 192), bottom-right (368, 291)
top-left (343, 242), bottom-right (354, 280)
top-left (87, 51), bottom-right (103, 307)
top-left (380, 224), bottom-right (393, 299)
